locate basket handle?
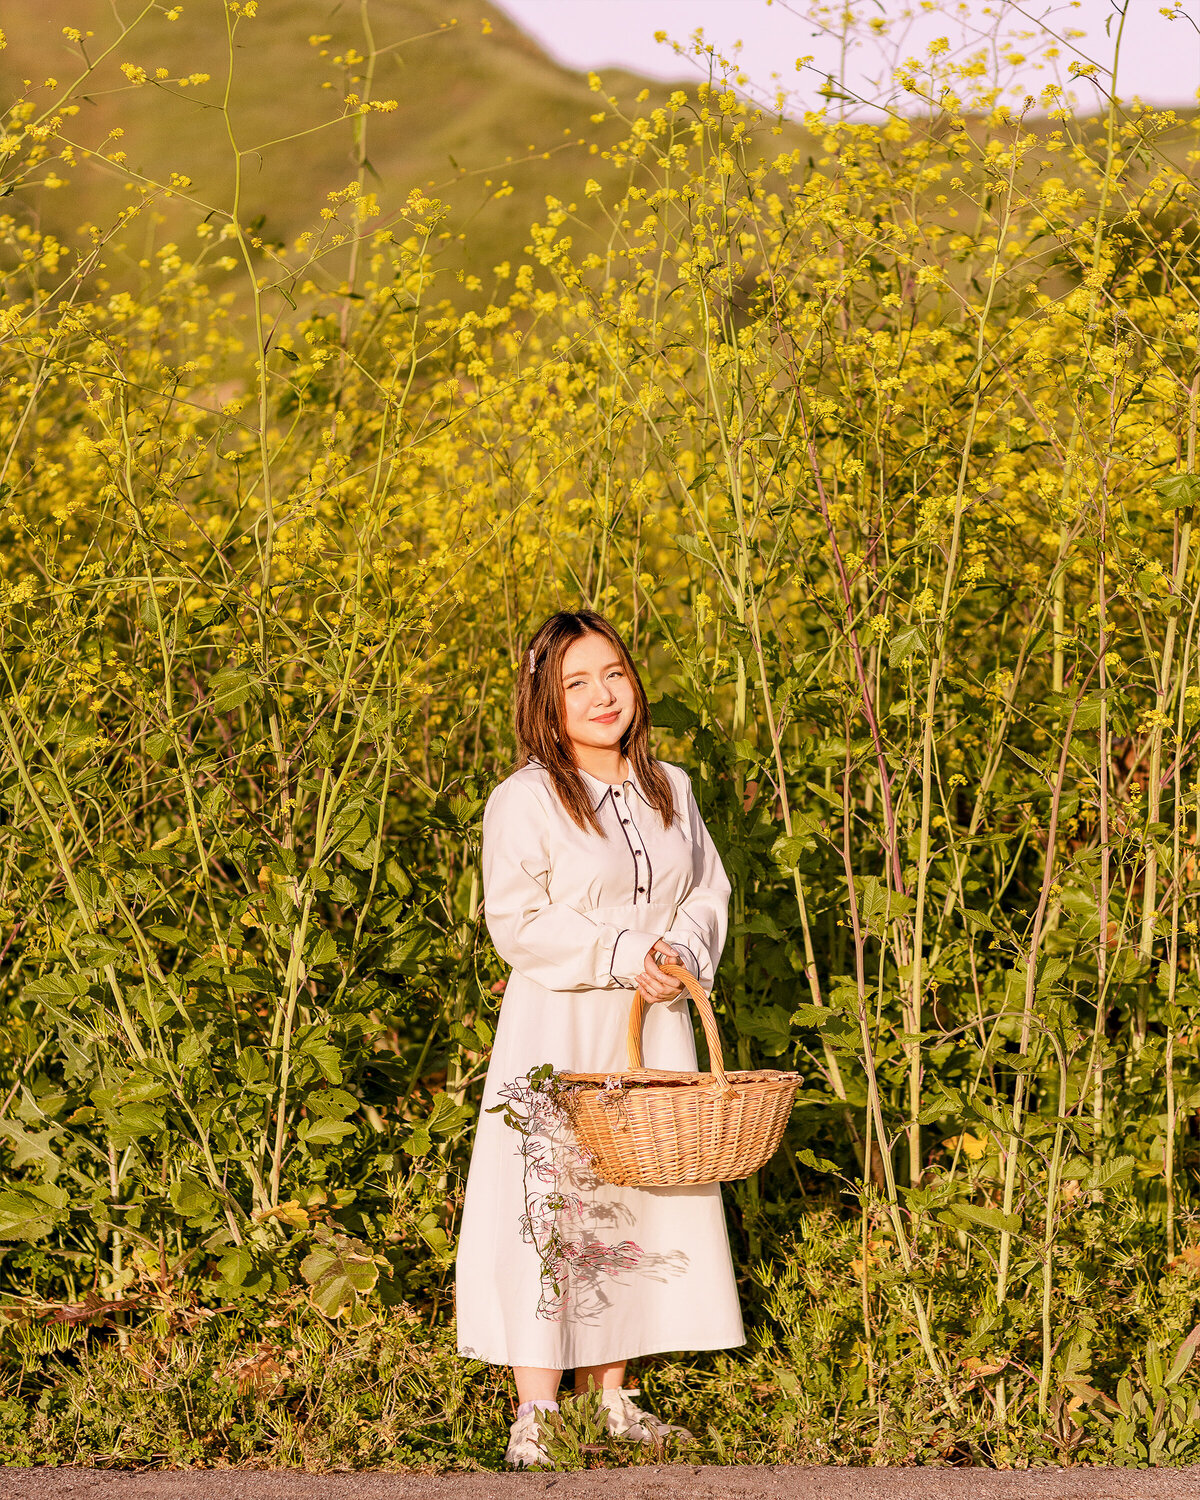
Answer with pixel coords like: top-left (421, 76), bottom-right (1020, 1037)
top-left (626, 956), bottom-right (733, 1093)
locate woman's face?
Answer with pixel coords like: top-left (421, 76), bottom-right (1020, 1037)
top-left (559, 632), bottom-right (636, 756)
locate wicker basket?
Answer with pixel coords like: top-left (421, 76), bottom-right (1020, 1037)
top-left (557, 957), bottom-right (801, 1187)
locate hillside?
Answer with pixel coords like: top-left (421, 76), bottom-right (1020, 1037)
top-left (0, 0), bottom-right (709, 287)
top-left (4, 1), bottom-right (1195, 304)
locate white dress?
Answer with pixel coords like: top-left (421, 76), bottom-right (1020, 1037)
top-left (454, 754), bottom-right (745, 1370)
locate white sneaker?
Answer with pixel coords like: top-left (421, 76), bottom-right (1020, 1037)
top-left (504, 1409), bottom-right (553, 1468)
top-left (598, 1386), bottom-right (695, 1444)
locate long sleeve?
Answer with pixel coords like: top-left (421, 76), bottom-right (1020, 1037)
top-left (657, 772), bottom-right (731, 991)
top-left (482, 777), bottom-right (633, 991)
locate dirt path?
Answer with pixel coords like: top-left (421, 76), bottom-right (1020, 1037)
top-left (2, 1467), bottom-right (1199, 1499)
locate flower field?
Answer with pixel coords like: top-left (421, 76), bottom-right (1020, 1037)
top-left (3, 0), bottom-right (1200, 1469)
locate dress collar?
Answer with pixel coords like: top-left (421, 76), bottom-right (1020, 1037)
top-left (529, 755), bottom-right (652, 811)
top-left (576, 757), bottom-right (640, 811)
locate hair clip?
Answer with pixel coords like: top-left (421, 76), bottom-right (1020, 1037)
top-left (528, 648), bottom-right (537, 676)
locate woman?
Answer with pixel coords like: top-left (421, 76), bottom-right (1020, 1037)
top-left (455, 608), bottom-right (743, 1468)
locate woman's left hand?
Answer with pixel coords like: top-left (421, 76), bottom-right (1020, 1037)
top-left (635, 940), bottom-right (686, 1004)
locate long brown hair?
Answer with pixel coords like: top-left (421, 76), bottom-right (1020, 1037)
top-left (513, 609), bottom-right (677, 835)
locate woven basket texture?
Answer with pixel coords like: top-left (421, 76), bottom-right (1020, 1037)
top-left (558, 956), bottom-right (801, 1187)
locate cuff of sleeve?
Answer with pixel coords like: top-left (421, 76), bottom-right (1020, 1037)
top-left (609, 928), bottom-right (663, 988)
top-left (662, 930), bottom-right (713, 986)
top-left (663, 941), bottom-right (701, 980)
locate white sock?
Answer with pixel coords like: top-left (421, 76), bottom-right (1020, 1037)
top-left (516, 1399), bottom-right (559, 1419)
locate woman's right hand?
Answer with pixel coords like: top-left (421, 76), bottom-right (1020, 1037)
top-left (635, 940), bottom-right (686, 1004)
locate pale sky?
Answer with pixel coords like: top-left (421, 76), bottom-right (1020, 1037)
top-left (494, 0), bottom-right (1200, 115)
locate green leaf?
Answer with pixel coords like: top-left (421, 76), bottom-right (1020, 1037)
top-left (328, 872), bottom-right (360, 904)
top-left (306, 1087), bottom-right (359, 1120)
top-left (381, 858), bottom-right (412, 898)
top-left (1110, 950), bottom-right (1150, 985)
top-left (795, 1147), bottom-right (840, 1174)
top-left (771, 833), bottom-right (813, 872)
top-left (23, 971), bottom-right (92, 1004)
top-left (116, 1102), bottom-right (166, 1138)
top-left (650, 694), bottom-right (700, 732)
top-left (144, 731), bottom-right (173, 760)
top-left (136, 845), bottom-right (186, 866)
top-left (426, 1091), bottom-right (474, 1135)
top-left (375, 926), bottom-right (432, 975)
top-left (889, 624), bottom-right (928, 669)
top-left (448, 793), bottom-right (484, 827)
top-left (186, 601), bottom-right (232, 633)
top-left (416, 1211), bottom-right (453, 1262)
top-left (740, 1004), bottom-right (794, 1057)
top-left (1165, 1325), bottom-right (1200, 1387)
top-left (0, 1184), bottom-right (69, 1242)
top-left (790, 1003), bottom-right (831, 1028)
top-left (0, 1120), bottom-right (60, 1171)
top-left (114, 1074), bottom-right (168, 1105)
top-left (733, 738), bottom-right (765, 768)
top-left (298, 1116), bottom-right (356, 1147)
top-left (300, 1228), bottom-right (384, 1318)
top-left (1086, 1155), bottom-right (1135, 1193)
top-left (306, 930), bottom-right (338, 967)
top-left (170, 1171), bottom-right (219, 1222)
top-left (134, 989), bottom-right (173, 1027)
top-left (857, 874), bottom-right (914, 936)
top-left (1154, 473), bottom-right (1200, 511)
top-left (1034, 954), bottom-right (1069, 992)
top-left (676, 533), bottom-right (715, 566)
top-left (686, 463), bottom-right (718, 491)
top-left (947, 1203), bottom-right (1022, 1235)
top-left (330, 807), bottom-right (373, 854)
top-left (339, 844), bottom-right (377, 872)
top-left (401, 1125), bottom-right (433, 1157)
top-left (147, 923), bottom-right (188, 945)
top-left (1072, 692), bottom-right (1108, 732)
top-left (214, 1245), bottom-right (254, 1290)
top-left (223, 966), bottom-right (274, 994)
top-left (740, 911), bottom-right (787, 939)
top-left (300, 1038), bottom-right (343, 1085)
top-left (236, 1047), bottom-right (270, 1085)
top-left (208, 666), bottom-right (259, 713)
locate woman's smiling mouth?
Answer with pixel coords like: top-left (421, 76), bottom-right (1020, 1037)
top-left (592, 711), bottom-right (620, 723)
